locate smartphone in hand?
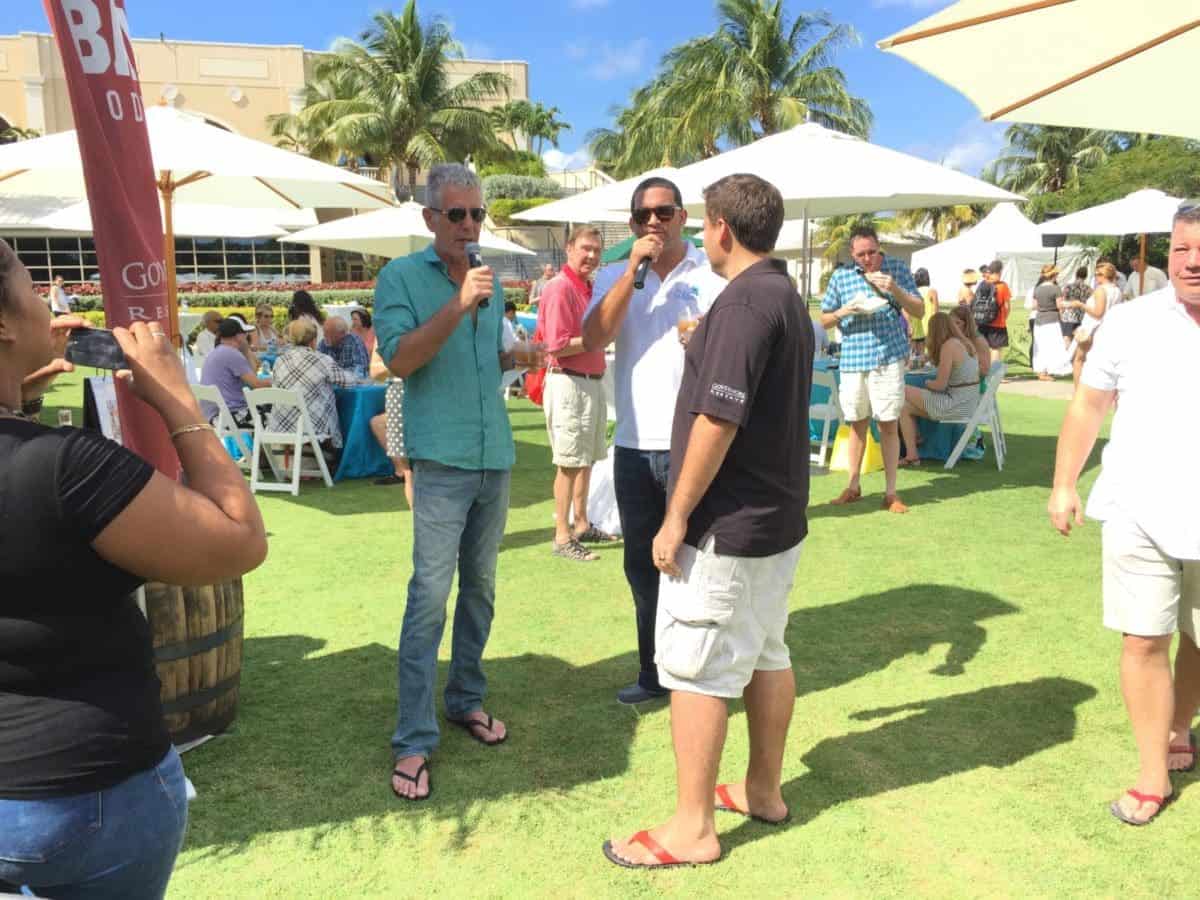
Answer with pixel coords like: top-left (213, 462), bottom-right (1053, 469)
top-left (65, 328), bottom-right (127, 370)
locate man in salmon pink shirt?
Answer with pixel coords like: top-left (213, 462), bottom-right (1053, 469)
top-left (537, 226), bottom-right (614, 561)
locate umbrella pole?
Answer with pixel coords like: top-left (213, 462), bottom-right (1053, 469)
top-left (1138, 233), bottom-right (1147, 296)
top-left (801, 210), bottom-right (810, 305)
top-left (158, 174), bottom-right (181, 348)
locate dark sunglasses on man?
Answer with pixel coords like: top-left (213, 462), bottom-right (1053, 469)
top-left (429, 206), bottom-right (487, 224)
top-left (631, 204), bottom-right (678, 226)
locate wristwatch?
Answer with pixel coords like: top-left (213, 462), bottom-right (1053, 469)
top-left (21, 396), bottom-right (44, 418)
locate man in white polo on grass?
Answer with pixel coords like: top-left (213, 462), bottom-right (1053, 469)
top-left (1049, 201), bottom-right (1200, 827)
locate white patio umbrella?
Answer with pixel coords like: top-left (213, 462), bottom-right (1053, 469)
top-left (0, 105), bottom-right (393, 338)
top-left (1039, 189), bottom-right (1182, 293)
top-left (674, 123), bottom-right (1021, 297)
top-left (280, 202), bottom-right (535, 258)
top-left (878, 1), bottom-right (1199, 140)
top-left (511, 167), bottom-right (682, 224)
top-left (28, 197), bottom-right (317, 239)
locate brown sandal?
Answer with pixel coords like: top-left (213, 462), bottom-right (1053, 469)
top-left (553, 539), bottom-right (598, 561)
top-left (830, 487), bottom-right (862, 506)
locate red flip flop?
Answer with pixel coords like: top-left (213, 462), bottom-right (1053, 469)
top-left (1109, 788), bottom-right (1174, 826)
top-left (714, 784), bottom-right (791, 826)
top-left (602, 830), bottom-right (720, 870)
top-left (1169, 730), bottom-right (1196, 773)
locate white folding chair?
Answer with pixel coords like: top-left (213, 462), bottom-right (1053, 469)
top-left (943, 361), bottom-right (1007, 471)
top-left (809, 370), bottom-right (842, 467)
top-left (190, 383), bottom-right (263, 477)
top-left (242, 387), bottom-right (334, 495)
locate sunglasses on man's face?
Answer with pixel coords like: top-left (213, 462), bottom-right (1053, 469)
top-left (631, 205), bottom-right (678, 226)
top-left (430, 206), bottom-right (487, 224)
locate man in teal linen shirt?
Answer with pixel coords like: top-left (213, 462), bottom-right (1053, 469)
top-left (374, 164), bottom-right (520, 802)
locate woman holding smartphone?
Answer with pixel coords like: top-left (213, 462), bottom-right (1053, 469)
top-left (0, 239), bottom-right (267, 900)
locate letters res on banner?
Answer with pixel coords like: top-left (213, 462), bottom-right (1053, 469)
top-left (43, 0), bottom-right (180, 477)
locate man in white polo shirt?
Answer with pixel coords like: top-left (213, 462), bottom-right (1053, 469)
top-left (1049, 201), bottom-right (1200, 827)
top-left (583, 176), bottom-right (726, 705)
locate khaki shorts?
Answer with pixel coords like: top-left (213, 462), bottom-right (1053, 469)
top-left (839, 359), bottom-right (906, 423)
top-left (655, 537), bottom-right (803, 698)
top-left (1102, 518), bottom-right (1200, 638)
top-left (544, 371), bottom-right (607, 468)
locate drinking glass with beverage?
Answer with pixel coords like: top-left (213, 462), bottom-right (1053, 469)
top-left (512, 340), bottom-right (546, 369)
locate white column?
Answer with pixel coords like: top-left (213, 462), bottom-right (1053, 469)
top-left (22, 75), bottom-right (46, 133)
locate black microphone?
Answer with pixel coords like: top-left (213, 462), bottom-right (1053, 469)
top-left (465, 241), bottom-right (488, 308)
top-left (633, 256), bottom-right (652, 290)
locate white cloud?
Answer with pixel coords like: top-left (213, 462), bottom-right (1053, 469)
top-left (563, 41), bottom-right (588, 61)
top-left (459, 39), bottom-right (497, 60)
top-left (570, 0), bottom-right (611, 7)
top-left (906, 120), bottom-right (1006, 176)
top-left (543, 147), bottom-right (593, 171)
top-left (584, 38), bottom-right (651, 82)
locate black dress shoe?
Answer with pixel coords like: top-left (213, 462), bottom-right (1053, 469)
top-left (616, 683), bottom-right (669, 705)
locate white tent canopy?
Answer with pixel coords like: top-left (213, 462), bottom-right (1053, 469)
top-left (880, 1), bottom-right (1200, 141)
top-left (674, 123), bottom-right (1021, 219)
top-left (0, 106), bottom-right (395, 210)
top-left (1038, 188), bottom-right (1182, 236)
top-left (911, 202), bottom-right (1094, 306)
top-left (280, 202), bottom-right (535, 258)
top-left (0, 194), bottom-right (316, 238)
top-left (511, 167), bottom-right (679, 224)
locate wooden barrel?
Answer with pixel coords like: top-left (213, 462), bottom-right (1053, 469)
top-left (144, 579), bottom-right (244, 746)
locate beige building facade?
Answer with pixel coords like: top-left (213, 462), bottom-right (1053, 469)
top-left (0, 32), bottom-right (529, 284)
top-left (0, 32), bottom-right (527, 144)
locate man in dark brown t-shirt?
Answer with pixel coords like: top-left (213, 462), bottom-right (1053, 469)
top-left (603, 174), bottom-right (813, 871)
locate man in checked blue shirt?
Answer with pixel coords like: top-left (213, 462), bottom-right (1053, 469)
top-left (820, 225), bottom-right (925, 513)
top-left (373, 164), bottom-right (537, 802)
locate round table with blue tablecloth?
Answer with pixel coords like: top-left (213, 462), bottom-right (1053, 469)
top-left (810, 358), bottom-right (983, 462)
top-left (333, 384), bottom-right (393, 481)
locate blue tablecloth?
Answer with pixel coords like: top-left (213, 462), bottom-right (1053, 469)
top-left (810, 359), bottom-right (983, 462)
top-left (334, 385), bottom-right (392, 481)
top-left (516, 311), bottom-right (537, 336)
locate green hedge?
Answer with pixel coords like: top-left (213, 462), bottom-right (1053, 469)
top-left (503, 286), bottom-right (529, 306)
top-left (72, 289), bottom-right (373, 312)
top-left (488, 197), bottom-right (555, 225)
top-left (482, 175), bottom-right (563, 203)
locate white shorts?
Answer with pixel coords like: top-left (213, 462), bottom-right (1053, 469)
top-left (1102, 518), bottom-right (1200, 638)
top-left (655, 537), bottom-right (803, 698)
top-left (839, 360), bottom-right (906, 423)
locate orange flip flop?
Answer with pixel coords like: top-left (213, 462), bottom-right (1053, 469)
top-left (602, 831), bottom-right (720, 870)
top-left (714, 784), bottom-right (790, 826)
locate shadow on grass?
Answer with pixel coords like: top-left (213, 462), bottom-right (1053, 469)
top-left (179, 583), bottom-right (1017, 860)
top-left (722, 677), bottom-right (1097, 854)
top-left (788, 584), bottom-right (1019, 694)
top-left (809, 431), bottom-right (1060, 519)
top-left (180, 637), bottom-right (646, 859)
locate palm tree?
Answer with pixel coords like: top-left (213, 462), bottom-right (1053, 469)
top-left (814, 214), bottom-right (897, 267)
top-left (524, 103), bottom-right (571, 156)
top-left (267, 72), bottom-right (364, 164)
top-left (984, 125), bottom-right (1116, 195)
top-left (589, 0), bottom-right (870, 177)
top-left (893, 203), bottom-right (983, 242)
top-left (290, 1), bottom-right (511, 198)
top-left (489, 99), bottom-right (531, 151)
top-left (0, 121), bottom-right (39, 144)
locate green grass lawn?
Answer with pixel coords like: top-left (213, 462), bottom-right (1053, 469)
top-left (40, 371), bottom-right (1194, 898)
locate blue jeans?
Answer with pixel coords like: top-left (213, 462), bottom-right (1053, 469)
top-left (0, 747), bottom-right (188, 900)
top-left (612, 447), bottom-right (670, 692)
top-left (392, 461), bottom-right (511, 760)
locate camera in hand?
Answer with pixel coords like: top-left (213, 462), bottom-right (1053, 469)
top-left (65, 328), bottom-right (127, 370)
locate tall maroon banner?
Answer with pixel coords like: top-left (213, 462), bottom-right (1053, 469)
top-left (43, 0), bottom-right (180, 477)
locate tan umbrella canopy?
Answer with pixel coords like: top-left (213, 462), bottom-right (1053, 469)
top-left (879, 1), bottom-right (1199, 140)
top-left (0, 105), bottom-right (393, 339)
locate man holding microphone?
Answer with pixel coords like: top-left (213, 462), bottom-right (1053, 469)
top-left (583, 177), bottom-right (725, 705)
top-left (374, 164), bottom-right (529, 801)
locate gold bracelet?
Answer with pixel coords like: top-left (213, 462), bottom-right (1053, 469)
top-left (169, 423), bottom-right (215, 440)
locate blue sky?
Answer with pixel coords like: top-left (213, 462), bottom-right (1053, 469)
top-left (9, 0), bottom-right (1006, 174)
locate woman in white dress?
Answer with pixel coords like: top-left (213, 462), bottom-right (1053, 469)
top-left (1071, 261), bottom-right (1121, 389)
top-left (1031, 264), bottom-right (1073, 379)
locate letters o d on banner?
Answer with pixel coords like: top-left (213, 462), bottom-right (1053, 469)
top-left (43, 0), bottom-right (180, 478)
